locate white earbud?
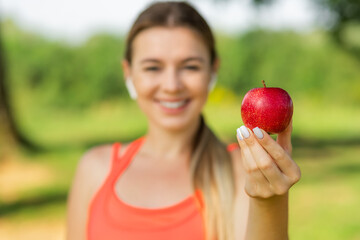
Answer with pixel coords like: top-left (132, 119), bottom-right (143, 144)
top-left (125, 78), bottom-right (137, 100)
top-left (208, 73), bottom-right (217, 92)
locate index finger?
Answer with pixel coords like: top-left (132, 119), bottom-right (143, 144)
top-left (277, 118), bottom-right (293, 155)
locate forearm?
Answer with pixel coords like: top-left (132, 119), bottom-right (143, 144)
top-left (245, 193), bottom-right (289, 240)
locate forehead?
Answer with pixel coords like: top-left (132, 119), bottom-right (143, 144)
top-left (131, 26), bottom-right (210, 62)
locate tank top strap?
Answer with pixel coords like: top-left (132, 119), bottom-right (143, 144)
top-left (227, 142), bottom-right (239, 152)
top-left (111, 142), bottom-right (122, 169)
top-left (194, 189), bottom-right (205, 211)
top-left (110, 137), bottom-right (145, 174)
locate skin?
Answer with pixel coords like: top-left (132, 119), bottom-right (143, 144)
top-left (236, 120), bottom-right (300, 239)
top-left (66, 26), bottom-right (301, 240)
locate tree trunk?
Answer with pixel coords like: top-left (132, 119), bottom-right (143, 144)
top-left (0, 26), bottom-right (38, 159)
top-left (0, 29), bottom-right (15, 158)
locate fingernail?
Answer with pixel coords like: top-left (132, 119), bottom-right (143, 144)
top-left (237, 128), bottom-right (243, 140)
top-left (253, 127), bottom-right (264, 139)
top-left (240, 125), bottom-right (250, 139)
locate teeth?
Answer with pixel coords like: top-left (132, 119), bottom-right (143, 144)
top-left (159, 100), bottom-right (187, 109)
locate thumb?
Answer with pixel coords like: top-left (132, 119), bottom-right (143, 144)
top-left (277, 118), bottom-right (293, 155)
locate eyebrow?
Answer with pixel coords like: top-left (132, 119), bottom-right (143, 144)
top-left (140, 58), bottom-right (160, 64)
top-left (140, 57), bottom-right (206, 64)
top-left (182, 57), bottom-right (205, 63)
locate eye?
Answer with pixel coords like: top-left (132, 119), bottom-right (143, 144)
top-left (184, 65), bottom-right (200, 71)
top-left (144, 66), bottom-right (160, 71)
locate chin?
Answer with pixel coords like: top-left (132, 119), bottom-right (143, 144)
top-left (154, 114), bottom-right (200, 132)
top-left (150, 110), bottom-right (202, 133)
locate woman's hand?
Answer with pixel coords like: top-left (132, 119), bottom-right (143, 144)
top-left (236, 120), bottom-right (301, 199)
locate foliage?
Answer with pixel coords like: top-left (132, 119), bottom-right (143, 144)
top-left (312, 0), bottom-right (360, 61)
top-left (3, 20), bottom-right (126, 109)
top-left (217, 28), bottom-right (360, 106)
top-left (2, 19), bottom-right (360, 112)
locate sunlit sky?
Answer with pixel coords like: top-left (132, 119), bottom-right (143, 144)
top-left (1, 0), bottom-right (319, 44)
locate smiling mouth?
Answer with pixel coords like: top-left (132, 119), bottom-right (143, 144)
top-left (158, 99), bottom-right (189, 109)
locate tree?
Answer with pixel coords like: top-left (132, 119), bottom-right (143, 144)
top-left (314, 0), bottom-right (360, 57)
top-left (0, 25), bottom-right (38, 154)
top-left (0, 26), bottom-right (16, 156)
top-left (211, 0), bottom-right (360, 58)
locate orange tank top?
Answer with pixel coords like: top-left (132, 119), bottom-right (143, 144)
top-left (87, 137), bottom-right (207, 240)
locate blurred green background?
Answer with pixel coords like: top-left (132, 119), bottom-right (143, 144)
top-left (1, 0), bottom-right (360, 239)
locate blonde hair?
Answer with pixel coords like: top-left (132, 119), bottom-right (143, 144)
top-left (191, 116), bottom-right (235, 240)
top-left (125, 2), bottom-right (236, 239)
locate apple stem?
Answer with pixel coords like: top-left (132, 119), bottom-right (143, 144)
top-left (262, 80), bottom-right (267, 88)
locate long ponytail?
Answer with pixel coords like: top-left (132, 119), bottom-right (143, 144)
top-left (191, 116), bottom-right (236, 240)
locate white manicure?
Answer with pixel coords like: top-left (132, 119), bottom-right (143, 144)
top-left (237, 128), bottom-right (243, 140)
top-left (253, 127), bottom-right (264, 139)
top-left (240, 126), bottom-right (250, 139)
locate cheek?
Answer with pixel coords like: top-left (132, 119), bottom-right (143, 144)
top-left (133, 76), bottom-right (157, 97)
top-left (186, 76), bottom-right (209, 98)
top-left (133, 79), bottom-right (158, 115)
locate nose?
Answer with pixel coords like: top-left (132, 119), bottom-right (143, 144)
top-left (161, 68), bottom-right (184, 93)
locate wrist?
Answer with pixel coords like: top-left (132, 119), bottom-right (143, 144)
top-left (249, 192), bottom-right (289, 207)
top-left (246, 192), bottom-right (289, 240)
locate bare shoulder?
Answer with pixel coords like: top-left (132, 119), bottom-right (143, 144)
top-left (74, 142), bottom-right (130, 193)
top-left (68, 141), bottom-right (132, 206)
top-left (66, 143), bottom-right (115, 240)
top-left (78, 144), bottom-right (114, 188)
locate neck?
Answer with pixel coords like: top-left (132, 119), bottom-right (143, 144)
top-left (142, 116), bottom-right (202, 161)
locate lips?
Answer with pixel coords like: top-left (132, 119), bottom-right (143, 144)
top-left (159, 100), bottom-right (188, 109)
top-left (156, 98), bottom-right (190, 113)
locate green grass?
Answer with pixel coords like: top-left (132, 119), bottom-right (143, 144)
top-left (13, 87), bottom-right (360, 147)
top-left (15, 100), bottom-right (148, 148)
top-left (290, 145), bottom-right (360, 240)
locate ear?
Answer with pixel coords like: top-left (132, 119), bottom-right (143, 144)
top-left (212, 57), bottom-right (220, 75)
top-left (122, 59), bottom-right (131, 80)
top-left (122, 59), bottom-right (137, 100)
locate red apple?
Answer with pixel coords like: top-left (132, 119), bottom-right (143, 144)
top-left (241, 80), bottom-right (293, 134)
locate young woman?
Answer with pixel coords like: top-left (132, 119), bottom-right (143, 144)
top-left (66, 2), bottom-right (301, 240)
